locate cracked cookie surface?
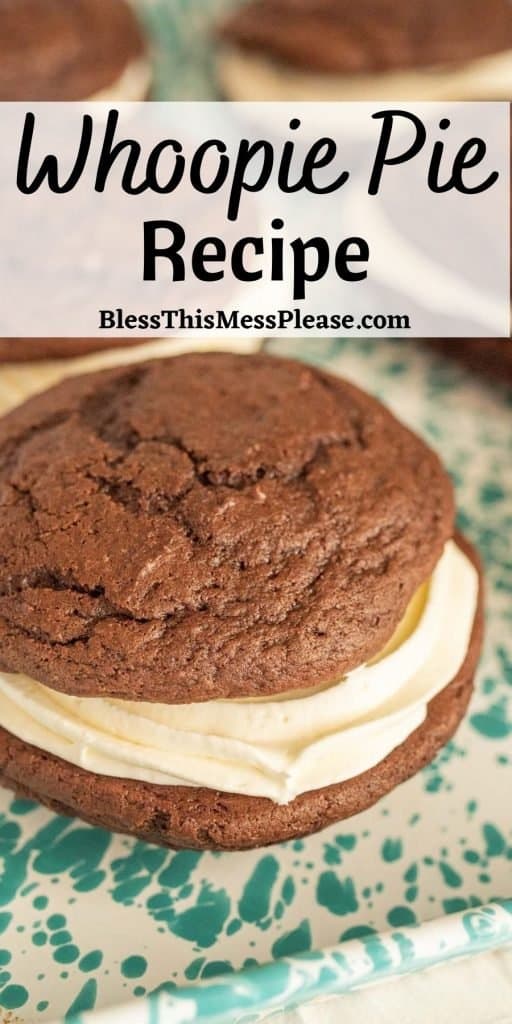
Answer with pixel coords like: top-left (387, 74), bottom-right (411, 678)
top-left (0, 352), bottom-right (454, 702)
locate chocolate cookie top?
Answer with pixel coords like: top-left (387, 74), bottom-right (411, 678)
top-left (0, 0), bottom-right (146, 100)
top-left (219, 0), bottom-right (512, 74)
top-left (0, 352), bottom-right (454, 702)
top-left (0, 339), bottom-right (147, 363)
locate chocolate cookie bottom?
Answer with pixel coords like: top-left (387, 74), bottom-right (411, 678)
top-left (0, 535), bottom-right (483, 851)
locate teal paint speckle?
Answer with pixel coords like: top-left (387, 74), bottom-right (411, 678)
top-left (65, 979), bottom-right (97, 1019)
top-left (164, 883), bottom-right (230, 948)
top-left (439, 862), bottom-right (463, 889)
top-left (381, 839), bottom-right (403, 863)
top-left (54, 944), bottom-right (80, 965)
top-left (239, 857), bottom-right (279, 925)
top-left (404, 864), bottom-right (418, 883)
top-left (387, 906), bottom-right (417, 927)
top-left (147, 893), bottom-right (171, 912)
top-left (274, 900), bottom-right (284, 920)
top-left (480, 482), bottom-right (505, 505)
top-left (443, 898), bottom-right (468, 914)
top-left (425, 774), bottom-right (443, 793)
top-left (272, 921), bottom-right (312, 958)
top-left (385, 360), bottom-right (408, 376)
top-left (121, 956), bottom-right (148, 980)
top-left (0, 984), bottom-right (29, 1009)
top-left (340, 925), bottom-right (376, 941)
top-left (471, 702), bottom-right (512, 739)
top-left (158, 851), bottom-right (202, 889)
top-left (149, 981), bottom-right (176, 998)
top-left (483, 824), bottom-right (506, 857)
top-left (10, 801), bottom-right (36, 816)
top-left (79, 950), bottom-right (103, 973)
top-left (323, 843), bottom-right (341, 866)
top-left (317, 873), bottom-right (358, 916)
top-left (201, 961), bottom-right (233, 979)
top-left (497, 646), bottom-right (512, 686)
top-left (336, 834), bottom-right (357, 852)
top-left (281, 876), bottom-right (295, 906)
top-left (74, 871), bottom-right (106, 893)
top-left (33, 825), bottom-right (110, 883)
top-left (50, 929), bottom-right (73, 946)
top-left (184, 957), bottom-right (205, 981)
top-left (112, 876), bottom-right (151, 905)
top-left (47, 914), bottom-right (66, 930)
top-left (0, 914), bottom-right (11, 935)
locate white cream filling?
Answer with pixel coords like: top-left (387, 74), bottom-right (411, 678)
top-left (218, 46), bottom-right (512, 101)
top-left (0, 539), bottom-right (478, 804)
top-left (89, 55), bottom-right (152, 102)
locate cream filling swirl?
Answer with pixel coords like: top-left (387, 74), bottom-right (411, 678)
top-left (0, 540), bottom-right (478, 804)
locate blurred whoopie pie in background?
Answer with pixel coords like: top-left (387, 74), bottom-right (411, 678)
top-left (0, 0), bottom-right (152, 100)
top-left (0, 340), bottom-right (148, 363)
top-left (217, 0), bottom-right (512, 100)
top-left (0, 1), bottom-right (152, 359)
top-left (428, 339), bottom-right (512, 382)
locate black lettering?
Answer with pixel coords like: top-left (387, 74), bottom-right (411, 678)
top-left (190, 140), bottom-right (229, 194)
top-left (95, 109), bottom-right (144, 194)
top-left (17, 112), bottom-right (92, 194)
top-left (99, 309), bottom-right (115, 328)
top-left (335, 237), bottom-right (369, 281)
top-left (428, 136), bottom-right (498, 194)
top-left (290, 237), bottom-right (329, 300)
top-left (231, 237), bottom-right (264, 281)
top-left (143, 221), bottom-right (185, 280)
top-left (369, 110), bottom-right (426, 195)
top-left (145, 139), bottom-right (185, 193)
top-left (192, 237), bottom-right (225, 281)
top-left (228, 139), bottom-right (274, 221)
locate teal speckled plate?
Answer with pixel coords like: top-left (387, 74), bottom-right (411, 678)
top-left (0, 338), bottom-right (511, 1024)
